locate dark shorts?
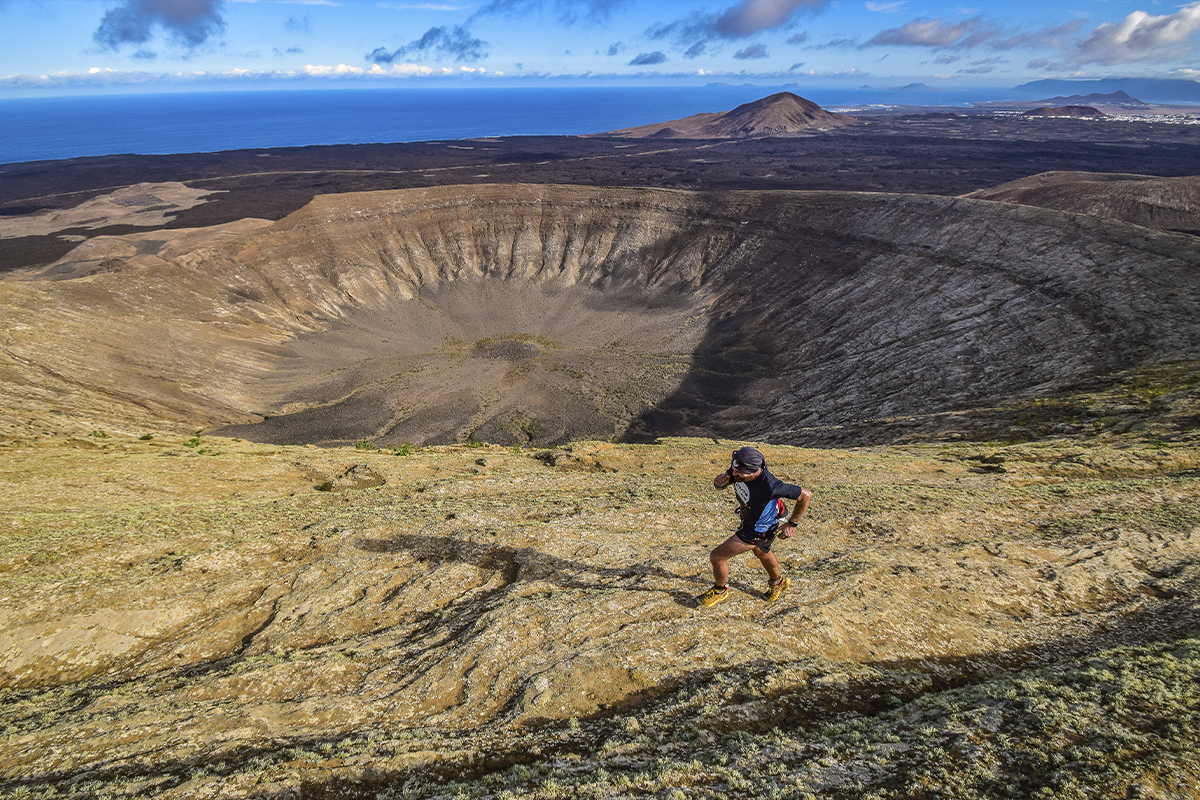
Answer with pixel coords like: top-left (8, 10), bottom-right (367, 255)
top-left (735, 524), bottom-right (777, 552)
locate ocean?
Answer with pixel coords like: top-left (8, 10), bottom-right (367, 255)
top-left (0, 84), bottom-right (1009, 166)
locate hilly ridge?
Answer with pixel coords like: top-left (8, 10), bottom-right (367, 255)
top-left (4, 184), bottom-right (1198, 449)
top-left (596, 91), bottom-right (854, 139)
top-left (963, 171), bottom-right (1200, 234)
top-left (1022, 105), bottom-right (1106, 118)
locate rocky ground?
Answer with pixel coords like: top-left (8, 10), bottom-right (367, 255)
top-left (1, 412), bottom-right (1198, 798)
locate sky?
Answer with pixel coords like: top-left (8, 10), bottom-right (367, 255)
top-left (2, 0), bottom-right (1199, 95)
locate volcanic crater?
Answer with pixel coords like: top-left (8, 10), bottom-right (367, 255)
top-left (3, 182), bottom-right (1199, 447)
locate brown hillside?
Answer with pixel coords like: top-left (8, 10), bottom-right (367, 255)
top-left (1023, 105), bottom-right (1106, 118)
top-left (596, 91), bottom-right (854, 138)
top-left (964, 171), bottom-right (1200, 233)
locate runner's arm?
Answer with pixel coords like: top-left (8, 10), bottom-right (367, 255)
top-left (777, 488), bottom-right (813, 538)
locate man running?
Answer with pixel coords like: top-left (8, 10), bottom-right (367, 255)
top-left (701, 446), bottom-right (812, 607)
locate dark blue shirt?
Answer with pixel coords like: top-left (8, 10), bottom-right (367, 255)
top-left (729, 466), bottom-right (804, 534)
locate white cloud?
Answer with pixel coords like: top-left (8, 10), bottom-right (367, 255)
top-left (715, 0), bottom-right (828, 37)
top-left (1073, 2), bottom-right (1200, 64)
top-left (0, 62), bottom-right (459, 91)
top-left (94, 0), bottom-right (227, 53)
top-left (734, 43), bottom-right (770, 58)
top-left (866, 1), bottom-right (906, 13)
top-left (865, 15), bottom-right (1082, 51)
top-left (303, 63), bottom-right (366, 75)
top-left (647, 0), bottom-right (828, 53)
top-left (1, 68), bottom-right (166, 90)
top-left (866, 16), bottom-right (986, 47)
top-left (790, 67), bottom-right (867, 76)
top-left (629, 51), bottom-right (668, 65)
top-left (300, 62), bottom-right (441, 76)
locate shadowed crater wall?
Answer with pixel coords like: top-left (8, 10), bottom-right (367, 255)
top-left (2, 183), bottom-right (1198, 446)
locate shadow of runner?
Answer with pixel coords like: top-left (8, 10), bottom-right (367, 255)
top-left (355, 531), bottom-right (714, 607)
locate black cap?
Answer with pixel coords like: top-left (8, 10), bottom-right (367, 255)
top-left (731, 446), bottom-right (764, 472)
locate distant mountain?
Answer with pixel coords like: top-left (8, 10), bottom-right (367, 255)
top-left (595, 92), bottom-right (854, 139)
top-left (1040, 90), bottom-right (1146, 107)
top-left (1022, 105), bottom-right (1106, 118)
top-left (1015, 78), bottom-right (1200, 104)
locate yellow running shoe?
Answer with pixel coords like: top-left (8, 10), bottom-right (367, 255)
top-left (765, 576), bottom-right (790, 603)
top-left (699, 586), bottom-right (729, 607)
